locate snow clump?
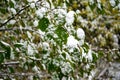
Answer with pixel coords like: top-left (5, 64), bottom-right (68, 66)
top-left (77, 28), bottom-right (85, 40)
top-left (65, 11), bottom-right (75, 25)
top-left (33, 20), bottom-right (38, 27)
top-left (67, 35), bottom-right (79, 48)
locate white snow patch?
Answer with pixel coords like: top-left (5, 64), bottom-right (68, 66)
top-left (10, 8), bottom-right (16, 14)
top-left (27, 0), bottom-right (38, 2)
top-left (32, 66), bottom-right (39, 72)
top-left (97, 3), bottom-right (102, 10)
top-left (42, 1), bottom-right (50, 8)
top-left (35, 8), bottom-right (47, 18)
top-left (9, 20), bottom-right (16, 24)
top-left (87, 49), bottom-right (93, 61)
top-left (67, 35), bottom-right (79, 48)
top-left (27, 31), bottom-right (32, 39)
top-left (89, 0), bottom-right (94, 4)
top-left (43, 42), bottom-right (49, 50)
top-left (30, 3), bottom-right (35, 8)
top-left (27, 44), bottom-right (34, 55)
top-left (109, 0), bottom-right (116, 7)
top-left (79, 39), bottom-right (84, 46)
top-left (77, 28), bottom-right (85, 40)
top-left (76, 10), bottom-right (80, 14)
top-left (61, 62), bottom-right (72, 75)
top-left (65, 11), bottom-right (75, 25)
top-left (27, 0), bottom-right (32, 2)
top-left (33, 20), bottom-right (38, 27)
top-left (11, 0), bottom-right (16, 5)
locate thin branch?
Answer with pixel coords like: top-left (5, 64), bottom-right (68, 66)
top-left (0, 0), bottom-right (42, 28)
top-left (0, 72), bottom-right (51, 78)
top-left (27, 56), bottom-right (41, 61)
top-left (92, 47), bottom-right (119, 52)
top-left (2, 61), bottom-right (19, 65)
top-left (0, 5), bottom-right (30, 28)
top-left (0, 50), bottom-right (5, 53)
top-left (0, 27), bottom-right (34, 32)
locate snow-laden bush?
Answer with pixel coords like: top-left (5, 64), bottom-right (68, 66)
top-left (0, 0), bottom-right (119, 80)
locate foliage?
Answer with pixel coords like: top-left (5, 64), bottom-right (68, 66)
top-left (0, 0), bottom-right (119, 79)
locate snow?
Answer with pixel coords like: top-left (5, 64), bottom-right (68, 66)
top-left (57, 9), bottom-right (67, 18)
top-left (89, 0), bottom-right (94, 4)
top-left (27, 44), bottom-right (34, 55)
top-left (67, 35), bottom-right (79, 48)
top-left (10, 8), bottom-right (16, 14)
top-left (0, 41), bottom-right (10, 47)
top-left (9, 20), bottom-right (16, 24)
top-left (97, 3), bottom-right (102, 10)
top-left (27, 0), bottom-right (32, 2)
top-left (10, 51), bottom-right (15, 60)
top-left (65, 51), bottom-right (72, 62)
top-left (97, 0), bottom-right (101, 3)
top-left (85, 64), bottom-right (90, 69)
top-left (33, 20), bottom-right (38, 27)
top-left (118, 3), bottom-right (120, 10)
top-left (79, 39), bottom-right (84, 46)
top-left (87, 49), bottom-right (93, 61)
top-left (53, 34), bottom-right (58, 38)
top-left (11, 0), bottom-right (16, 5)
top-left (76, 10), bottom-right (80, 14)
top-left (42, 1), bottom-right (50, 8)
top-left (63, 3), bottom-right (67, 9)
top-left (32, 66), bottom-right (39, 72)
top-left (35, 7), bottom-right (47, 18)
top-left (27, 0), bottom-right (38, 2)
top-left (27, 31), bottom-right (32, 39)
top-left (30, 3), bottom-right (35, 8)
top-left (65, 11), bottom-right (75, 25)
top-left (113, 34), bottom-right (118, 43)
top-left (77, 28), bottom-right (85, 40)
top-left (42, 42), bottom-right (49, 50)
top-left (61, 62), bottom-right (72, 75)
top-left (109, 0), bottom-right (116, 7)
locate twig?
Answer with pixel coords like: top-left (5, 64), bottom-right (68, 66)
top-left (2, 61), bottom-right (19, 65)
top-left (0, 5), bottom-right (30, 28)
top-left (0, 28), bottom-right (35, 32)
top-left (0, 72), bottom-right (51, 78)
top-left (27, 56), bottom-right (41, 61)
top-left (0, 50), bottom-right (5, 53)
top-left (92, 47), bottom-right (119, 52)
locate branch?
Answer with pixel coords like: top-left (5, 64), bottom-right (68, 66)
top-left (0, 27), bottom-right (34, 32)
top-left (0, 72), bottom-right (51, 78)
top-left (0, 5), bottom-right (30, 28)
top-left (0, 0), bottom-right (42, 28)
top-left (92, 47), bottom-right (119, 52)
top-left (1, 61), bottom-right (19, 65)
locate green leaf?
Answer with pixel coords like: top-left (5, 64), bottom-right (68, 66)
top-left (8, 67), bottom-right (15, 73)
top-left (55, 27), bottom-right (68, 43)
top-left (92, 52), bottom-right (98, 63)
top-left (0, 53), bottom-right (4, 64)
top-left (9, 1), bottom-right (14, 8)
top-left (82, 43), bottom-right (90, 53)
top-left (89, 3), bottom-right (96, 11)
top-left (38, 17), bottom-right (50, 31)
top-left (0, 41), bottom-right (11, 59)
top-left (0, 8), bottom-right (7, 14)
top-left (14, 43), bottom-right (24, 48)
